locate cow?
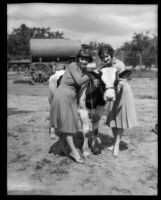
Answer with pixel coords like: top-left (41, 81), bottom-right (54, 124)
top-left (48, 66), bottom-right (132, 158)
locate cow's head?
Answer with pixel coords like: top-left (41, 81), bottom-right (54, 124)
top-left (83, 68), bottom-right (132, 109)
top-left (100, 67), bottom-right (117, 101)
top-left (85, 70), bottom-right (106, 109)
top-left (99, 67), bottom-right (132, 102)
top-left (85, 68), bottom-right (118, 108)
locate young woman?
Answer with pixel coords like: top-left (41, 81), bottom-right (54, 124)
top-left (49, 49), bottom-right (98, 163)
top-left (98, 44), bottom-right (137, 157)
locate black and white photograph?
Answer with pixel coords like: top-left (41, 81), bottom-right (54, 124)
top-left (7, 3), bottom-right (158, 195)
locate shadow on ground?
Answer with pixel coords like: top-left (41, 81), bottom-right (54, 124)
top-left (48, 131), bottom-right (128, 157)
top-left (8, 107), bottom-right (34, 116)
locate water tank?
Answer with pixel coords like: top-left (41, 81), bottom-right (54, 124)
top-left (30, 39), bottom-right (82, 62)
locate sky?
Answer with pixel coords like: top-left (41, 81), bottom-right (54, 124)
top-left (7, 3), bottom-right (158, 49)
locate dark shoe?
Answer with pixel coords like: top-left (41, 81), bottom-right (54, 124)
top-left (152, 124), bottom-right (158, 135)
top-left (69, 152), bottom-right (84, 164)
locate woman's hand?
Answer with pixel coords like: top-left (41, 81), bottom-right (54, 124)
top-left (84, 70), bottom-right (100, 87)
top-left (115, 81), bottom-right (124, 93)
top-left (81, 67), bottom-right (88, 74)
top-left (115, 85), bottom-right (121, 93)
top-left (93, 79), bottom-right (100, 88)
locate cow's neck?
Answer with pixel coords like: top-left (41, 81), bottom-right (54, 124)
top-left (85, 81), bottom-right (104, 110)
top-left (77, 80), bottom-right (90, 104)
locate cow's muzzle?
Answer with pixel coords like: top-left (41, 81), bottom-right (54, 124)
top-left (104, 87), bottom-right (116, 101)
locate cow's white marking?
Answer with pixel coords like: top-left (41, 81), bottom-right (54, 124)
top-left (101, 67), bottom-right (117, 101)
top-left (48, 70), bottom-right (65, 105)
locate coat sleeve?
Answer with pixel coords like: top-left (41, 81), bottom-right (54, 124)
top-left (68, 63), bottom-right (89, 86)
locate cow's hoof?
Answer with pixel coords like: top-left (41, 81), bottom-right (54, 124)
top-left (83, 151), bottom-right (90, 159)
top-left (92, 148), bottom-right (101, 155)
top-left (113, 150), bottom-right (119, 157)
top-left (113, 153), bottom-right (118, 157)
top-left (107, 145), bottom-right (114, 151)
top-left (91, 145), bottom-right (102, 155)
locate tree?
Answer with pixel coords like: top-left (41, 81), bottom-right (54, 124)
top-left (115, 31), bottom-right (157, 69)
top-left (132, 32), bottom-right (157, 69)
top-left (7, 24), bottom-right (31, 58)
top-left (7, 24), bottom-right (65, 59)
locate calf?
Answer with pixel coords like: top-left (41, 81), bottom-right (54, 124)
top-left (78, 67), bottom-right (119, 158)
top-left (48, 67), bottom-right (131, 158)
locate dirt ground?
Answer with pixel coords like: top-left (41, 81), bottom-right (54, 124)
top-left (7, 72), bottom-right (158, 195)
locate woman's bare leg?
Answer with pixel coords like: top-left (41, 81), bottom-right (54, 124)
top-left (66, 135), bottom-right (79, 156)
top-left (113, 128), bottom-right (123, 157)
top-left (107, 127), bottom-right (117, 151)
top-left (66, 135), bottom-right (84, 163)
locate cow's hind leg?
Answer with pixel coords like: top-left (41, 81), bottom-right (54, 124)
top-left (79, 109), bottom-right (91, 159)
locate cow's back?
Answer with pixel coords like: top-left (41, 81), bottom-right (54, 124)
top-left (49, 70), bottom-right (65, 104)
top-left (49, 70), bottom-right (65, 93)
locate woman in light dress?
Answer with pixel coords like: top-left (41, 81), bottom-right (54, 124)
top-left (98, 44), bottom-right (137, 156)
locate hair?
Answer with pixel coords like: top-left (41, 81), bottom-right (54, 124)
top-left (76, 49), bottom-right (93, 63)
top-left (98, 44), bottom-right (114, 60)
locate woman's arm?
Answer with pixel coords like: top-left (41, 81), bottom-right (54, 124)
top-left (69, 63), bottom-right (89, 86)
top-left (114, 59), bottom-right (126, 73)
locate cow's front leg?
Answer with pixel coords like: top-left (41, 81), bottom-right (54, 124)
top-left (79, 109), bottom-right (91, 159)
top-left (90, 106), bottom-right (104, 155)
top-left (91, 120), bottom-right (102, 155)
top-left (92, 120), bottom-right (101, 144)
top-left (92, 106), bottom-right (104, 144)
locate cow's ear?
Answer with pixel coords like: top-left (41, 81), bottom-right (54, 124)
top-left (116, 70), bottom-right (120, 80)
top-left (119, 69), bottom-right (132, 79)
top-left (93, 69), bottom-right (102, 78)
top-left (114, 71), bottom-right (120, 87)
top-left (98, 70), bottom-right (102, 77)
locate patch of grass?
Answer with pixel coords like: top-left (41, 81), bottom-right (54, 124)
top-left (138, 178), bottom-right (146, 184)
top-left (150, 184), bottom-right (157, 190)
top-left (50, 167), bottom-right (69, 175)
top-left (110, 186), bottom-right (131, 194)
top-left (8, 107), bottom-right (33, 116)
top-left (58, 158), bottom-right (71, 166)
top-left (35, 162), bottom-right (44, 170)
top-left (41, 158), bottom-right (52, 164)
top-left (138, 95), bottom-right (157, 99)
top-left (22, 141), bottom-right (30, 145)
top-left (131, 70), bottom-right (157, 78)
top-left (13, 79), bottom-right (32, 84)
top-left (146, 167), bottom-right (158, 181)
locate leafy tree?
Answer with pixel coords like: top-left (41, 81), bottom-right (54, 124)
top-left (7, 24), bottom-right (65, 59)
top-left (115, 31), bottom-right (157, 69)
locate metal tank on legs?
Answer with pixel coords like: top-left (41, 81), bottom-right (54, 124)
top-left (29, 39), bottom-right (82, 84)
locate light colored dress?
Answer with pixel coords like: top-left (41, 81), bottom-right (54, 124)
top-left (106, 58), bottom-right (137, 129)
top-left (50, 62), bottom-right (89, 134)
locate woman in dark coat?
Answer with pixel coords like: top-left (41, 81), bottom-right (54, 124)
top-left (50, 49), bottom-right (98, 163)
top-left (98, 44), bottom-right (137, 157)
